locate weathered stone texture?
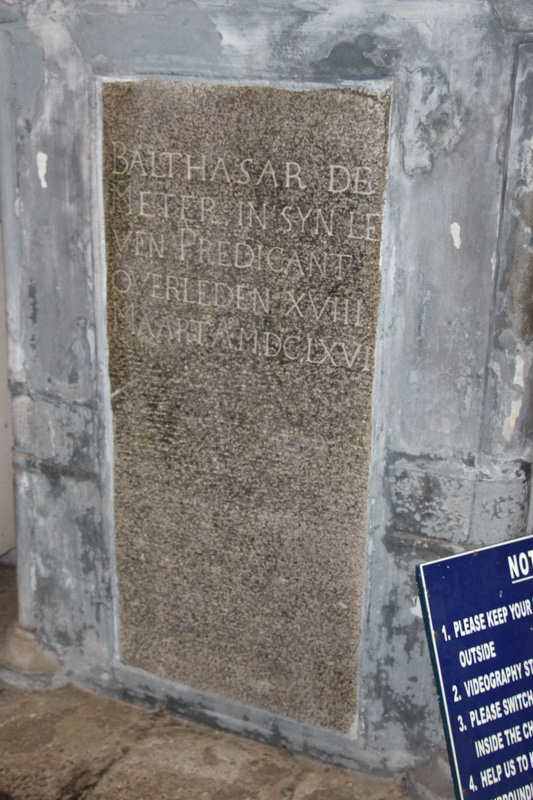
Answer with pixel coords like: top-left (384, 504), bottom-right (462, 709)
top-left (103, 82), bottom-right (389, 732)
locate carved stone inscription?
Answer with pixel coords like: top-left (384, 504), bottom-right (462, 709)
top-left (103, 82), bottom-right (390, 733)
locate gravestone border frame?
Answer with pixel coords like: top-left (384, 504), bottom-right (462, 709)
top-left (91, 73), bottom-right (394, 772)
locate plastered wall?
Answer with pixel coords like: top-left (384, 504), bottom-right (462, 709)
top-left (0, 0), bottom-right (531, 775)
top-left (0, 223), bottom-right (15, 558)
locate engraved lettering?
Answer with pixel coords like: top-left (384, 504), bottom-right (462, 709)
top-left (328, 164), bottom-right (375, 195)
top-left (284, 292), bottom-right (306, 318)
top-left (110, 183), bottom-right (132, 214)
top-left (283, 335), bottom-right (300, 360)
top-left (134, 230), bottom-right (164, 258)
top-left (238, 201), bottom-right (267, 229)
top-left (236, 158), bottom-right (252, 185)
top-left (238, 326), bottom-right (258, 353)
top-left (113, 228), bottom-right (133, 253)
top-left (211, 318), bottom-right (233, 349)
top-left (186, 153), bottom-right (206, 181)
top-left (178, 227), bottom-right (197, 261)
top-left (265, 331), bottom-right (281, 356)
top-left (349, 212), bottom-right (382, 241)
top-left (285, 162), bottom-right (307, 189)
top-left (210, 157), bottom-right (231, 184)
top-left (112, 141), bottom-right (129, 175)
top-left (256, 160), bottom-right (278, 186)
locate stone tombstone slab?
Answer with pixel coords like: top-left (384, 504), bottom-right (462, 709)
top-left (103, 81), bottom-right (390, 733)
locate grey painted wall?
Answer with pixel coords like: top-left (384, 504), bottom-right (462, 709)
top-left (0, 0), bottom-right (532, 775)
top-left (0, 223), bottom-right (15, 558)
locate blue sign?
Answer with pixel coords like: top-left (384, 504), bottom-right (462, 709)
top-left (417, 534), bottom-right (533, 800)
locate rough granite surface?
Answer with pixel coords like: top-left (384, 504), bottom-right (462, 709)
top-left (103, 82), bottom-right (390, 733)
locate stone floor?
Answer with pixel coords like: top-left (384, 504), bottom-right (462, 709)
top-left (0, 562), bottom-right (415, 800)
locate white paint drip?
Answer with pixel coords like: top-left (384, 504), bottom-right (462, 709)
top-left (37, 152), bottom-right (48, 189)
top-left (514, 354), bottom-right (526, 388)
top-left (514, 352), bottom-right (532, 388)
top-left (450, 221), bottom-right (461, 249)
top-left (503, 399), bottom-right (522, 441)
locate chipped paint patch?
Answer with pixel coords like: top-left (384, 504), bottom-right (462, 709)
top-left (513, 352), bottom-right (532, 388)
top-left (450, 221), bottom-right (461, 249)
top-left (219, 22), bottom-right (269, 61)
top-left (503, 399), bottom-right (522, 441)
top-left (411, 596), bottom-right (423, 619)
top-left (37, 152), bottom-right (48, 189)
